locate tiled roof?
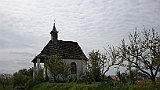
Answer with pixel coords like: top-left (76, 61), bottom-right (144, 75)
top-left (32, 40), bottom-right (87, 63)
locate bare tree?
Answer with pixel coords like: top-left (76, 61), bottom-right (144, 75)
top-left (101, 46), bottom-right (123, 79)
top-left (119, 29), bottom-right (160, 84)
top-left (88, 49), bottom-right (122, 80)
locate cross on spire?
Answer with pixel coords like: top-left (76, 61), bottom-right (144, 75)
top-left (54, 20), bottom-right (55, 27)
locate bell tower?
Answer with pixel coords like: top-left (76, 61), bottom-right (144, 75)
top-left (50, 20), bottom-right (58, 44)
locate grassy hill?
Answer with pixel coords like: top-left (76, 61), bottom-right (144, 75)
top-left (0, 81), bottom-right (160, 90)
top-left (32, 82), bottom-right (97, 90)
top-left (31, 82), bottom-right (160, 90)
top-left (0, 84), bottom-right (12, 90)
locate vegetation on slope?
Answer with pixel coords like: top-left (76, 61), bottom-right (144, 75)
top-left (32, 82), bottom-right (160, 90)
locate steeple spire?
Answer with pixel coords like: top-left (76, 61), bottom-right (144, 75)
top-left (54, 20), bottom-right (55, 26)
top-left (52, 20), bottom-right (57, 31)
top-left (50, 20), bottom-right (58, 44)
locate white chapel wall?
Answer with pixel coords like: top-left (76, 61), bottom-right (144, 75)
top-left (45, 59), bottom-right (87, 79)
top-left (63, 59), bottom-right (87, 75)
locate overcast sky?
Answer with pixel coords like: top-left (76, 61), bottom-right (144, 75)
top-left (0, 0), bottom-right (160, 74)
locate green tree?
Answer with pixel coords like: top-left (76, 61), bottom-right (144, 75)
top-left (88, 50), bottom-right (122, 81)
top-left (88, 51), bottom-right (101, 81)
top-left (119, 29), bottom-right (160, 84)
top-left (34, 68), bottom-right (44, 83)
top-left (26, 68), bottom-right (44, 90)
top-left (0, 74), bottom-right (12, 89)
top-left (45, 55), bottom-right (70, 81)
top-left (13, 68), bottom-right (33, 88)
top-left (116, 71), bottom-right (127, 83)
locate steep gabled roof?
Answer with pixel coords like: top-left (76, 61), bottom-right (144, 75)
top-left (32, 40), bottom-right (87, 63)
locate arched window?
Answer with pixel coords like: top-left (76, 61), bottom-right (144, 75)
top-left (71, 62), bottom-right (77, 74)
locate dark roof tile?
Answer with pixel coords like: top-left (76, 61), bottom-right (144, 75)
top-left (32, 40), bottom-right (87, 63)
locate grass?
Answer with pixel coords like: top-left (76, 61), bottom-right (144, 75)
top-left (0, 84), bottom-right (12, 90)
top-left (32, 82), bottom-right (98, 90)
top-left (32, 81), bottom-right (160, 90)
top-left (0, 81), bottom-right (159, 90)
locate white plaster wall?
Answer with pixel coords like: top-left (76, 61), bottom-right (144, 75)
top-left (45, 59), bottom-right (87, 79)
top-left (63, 59), bottom-right (87, 75)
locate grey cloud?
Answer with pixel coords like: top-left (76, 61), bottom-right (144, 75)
top-left (16, 59), bottom-right (32, 66)
top-left (10, 52), bottom-right (34, 57)
top-left (0, 0), bottom-right (160, 74)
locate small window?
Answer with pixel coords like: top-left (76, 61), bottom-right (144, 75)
top-left (71, 62), bottom-right (77, 74)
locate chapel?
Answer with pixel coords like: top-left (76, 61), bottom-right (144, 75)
top-left (32, 21), bottom-right (87, 78)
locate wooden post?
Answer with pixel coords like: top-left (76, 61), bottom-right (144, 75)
top-left (37, 58), bottom-right (40, 70)
top-left (43, 65), bottom-right (46, 79)
top-left (33, 62), bottom-right (36, 79)
top-left (81, 59), bottom-right (83, 73)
